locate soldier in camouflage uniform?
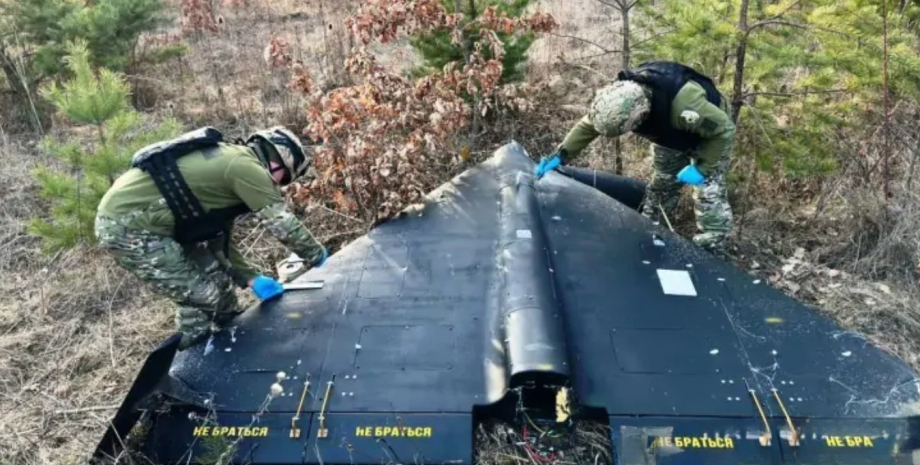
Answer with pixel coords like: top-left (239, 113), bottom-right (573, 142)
top-left (535, 61), bottom-right (735, 250)
top-left (96, 127), bottom-right (327, 349)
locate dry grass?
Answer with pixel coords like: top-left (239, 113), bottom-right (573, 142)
top-left (476, 421), bottom-right (612, 465)
top-left (0, 137), bottom-right (174, 465)
top-left (729, 172), bottom-right (920, 372)
top-left (140, 0), bottom-right (362, 133)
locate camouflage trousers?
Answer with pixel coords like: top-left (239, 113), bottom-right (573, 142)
top-left (95, 214), bottom-right (241, 343)
top-left (640, 143), bottom-right (734, 249)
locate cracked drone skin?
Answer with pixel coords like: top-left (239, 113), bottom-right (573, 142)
top-left (95, 142), bottom-right (920, 464)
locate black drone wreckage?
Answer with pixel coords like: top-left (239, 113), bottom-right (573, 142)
top-left (94, 142), bottom-right (920, 464)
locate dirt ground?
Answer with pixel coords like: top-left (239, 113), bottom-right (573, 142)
top-left (1, 1), bottom-right (919, 464)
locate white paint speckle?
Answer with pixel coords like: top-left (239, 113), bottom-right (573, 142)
top-left (729, 379), bottom-right (734, 384)
top-left (203, 335), bottom-right (215, 356)
top-left (753, 279), bottom-right (762, 284)
top-left (842, 351), bottom-right (852, 357)
top-left (297, 359), bottom-right (302, 365)
top-left (642, 260), bottom-right (651, 265)
top-left (781, 381), bottom-right (787, 385)
top-left (686, 264), bottom-right (693, 268)
top-left (710, 348), bottom-right (719, 355)
top-left (789, 381), bottom-right (795, 385)
top-left (276, 371), bottom-right (287, 381)
top-left (771, 350), bottom-right (778, 356)
top-left (516, 229), bottom-right (533, 239)
top-left (735, 397), bottom-right (741, 401)
top-left (717, 277), bottom-right (726, 282)
top-left (224, 347), bottom-right (232, 352)
top-left (653, 238), bottom-right (666, 247)
top-left (551, 216), bottom-right (562, 221)
top-left (721, 379), bottom-right (726, 384)
top-left (270, 383), bottom-right (283, 397)
top-left (355, 344), bottom-right (362, 350)
top-left (797, 397), bottom-right (803, 402)
top-left (726, 396), bottom-right (732, 401)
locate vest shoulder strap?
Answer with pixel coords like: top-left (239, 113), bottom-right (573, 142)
top-left (131, 127), bottom-right (224, 168)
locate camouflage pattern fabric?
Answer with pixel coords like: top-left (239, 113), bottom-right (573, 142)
top-left (255, 202), bottom-right (325, 265)
top-left (588, 81), bottom-right (651, 138)
top-left (95, 213), bottom-right (241, 347)
top-left (640, 143), bottom-right (733, 249)
top-left (641, 144), bottom-right (687, 220)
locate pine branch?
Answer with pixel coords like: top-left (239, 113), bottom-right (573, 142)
top-left (742, 88), bottom-right (851, 99)
top-left (632, 27), bottom-right (679, 47)
top-left (744, 19), bottom-right (809, 38)
top-left (745, 19), bottom-right (852, 39)
top-left (764, 0), bottom-right (803, 21)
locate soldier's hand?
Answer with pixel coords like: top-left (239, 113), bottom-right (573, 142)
top-left (534, 151), bottom-right (563, 180)
top-left (251, 275), bottom-right (284, 301)
top-left (677, 165), bottom-right (705, 186)
top-left (314, 247), bottom-right (328, 268)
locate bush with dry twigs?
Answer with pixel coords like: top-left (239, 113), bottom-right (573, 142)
top-left (277, 0), bottom-right (556, 224)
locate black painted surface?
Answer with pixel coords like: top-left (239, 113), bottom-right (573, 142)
top-left (106, 142), bottom-right (920, 464)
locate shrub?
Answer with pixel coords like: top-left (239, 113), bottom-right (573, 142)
top-left (29, 42), bottom-right (181, 251)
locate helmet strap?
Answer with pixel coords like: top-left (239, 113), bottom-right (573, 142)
top-left (269, 161), bottom-right (291, 185)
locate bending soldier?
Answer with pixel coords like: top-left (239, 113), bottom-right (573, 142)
top-left (95, 127), bottom-right (327, 349)
top-left (536, 61), bottom-right (735, 250)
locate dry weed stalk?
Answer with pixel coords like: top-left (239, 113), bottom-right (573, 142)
top-left (475, 421), bottom-right (612, 465)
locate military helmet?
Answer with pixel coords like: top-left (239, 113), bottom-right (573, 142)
top-left (588, 81), bottom-right (650, 137)
top-left (247, 126), bottom-right (310, 184)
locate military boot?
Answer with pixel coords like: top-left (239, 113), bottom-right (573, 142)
top-left (692, 232), bottom-right (727, 252)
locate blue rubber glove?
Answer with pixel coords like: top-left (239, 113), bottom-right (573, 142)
top-left (315, 247), bottom-right (328, 268)
top-left (677, 165), bottom-right (705, 186)
top-left (534, 154), bottom-right (562, 180)
top-left (251, 275), bottom-right (284, 301)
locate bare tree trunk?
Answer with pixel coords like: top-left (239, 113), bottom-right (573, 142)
top-left (459, 0), bottom-right (481, 142)
top-left (613, 0), bottom-right (635, 174)
top-left (730, 0), bottom-right (750, 124)
top-left (882, 0), bottom-right (891, 200)
top-left (620, 6), bottom-right (631, 70)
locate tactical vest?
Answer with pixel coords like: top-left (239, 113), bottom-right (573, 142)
top-left (131, 127), bottom-right (251, 244)
top-left (617, 61), bottom-right (723, 151)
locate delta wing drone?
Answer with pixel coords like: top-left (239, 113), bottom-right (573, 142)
top-left (94, 142), bottom-right (920, 464)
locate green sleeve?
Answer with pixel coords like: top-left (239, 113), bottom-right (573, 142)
top-left (226, 239), bottom-right (258, 284)
top-left (225, 154), bottom-right (285, 211)
top-left (205, 237), bottom-right (258, 287)
top-left (558, 115), bottom-right (601, 160)
top-left (255, 202), bottom-right (325, 265)
top-left (672, 83), bottom-right (736, 176)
